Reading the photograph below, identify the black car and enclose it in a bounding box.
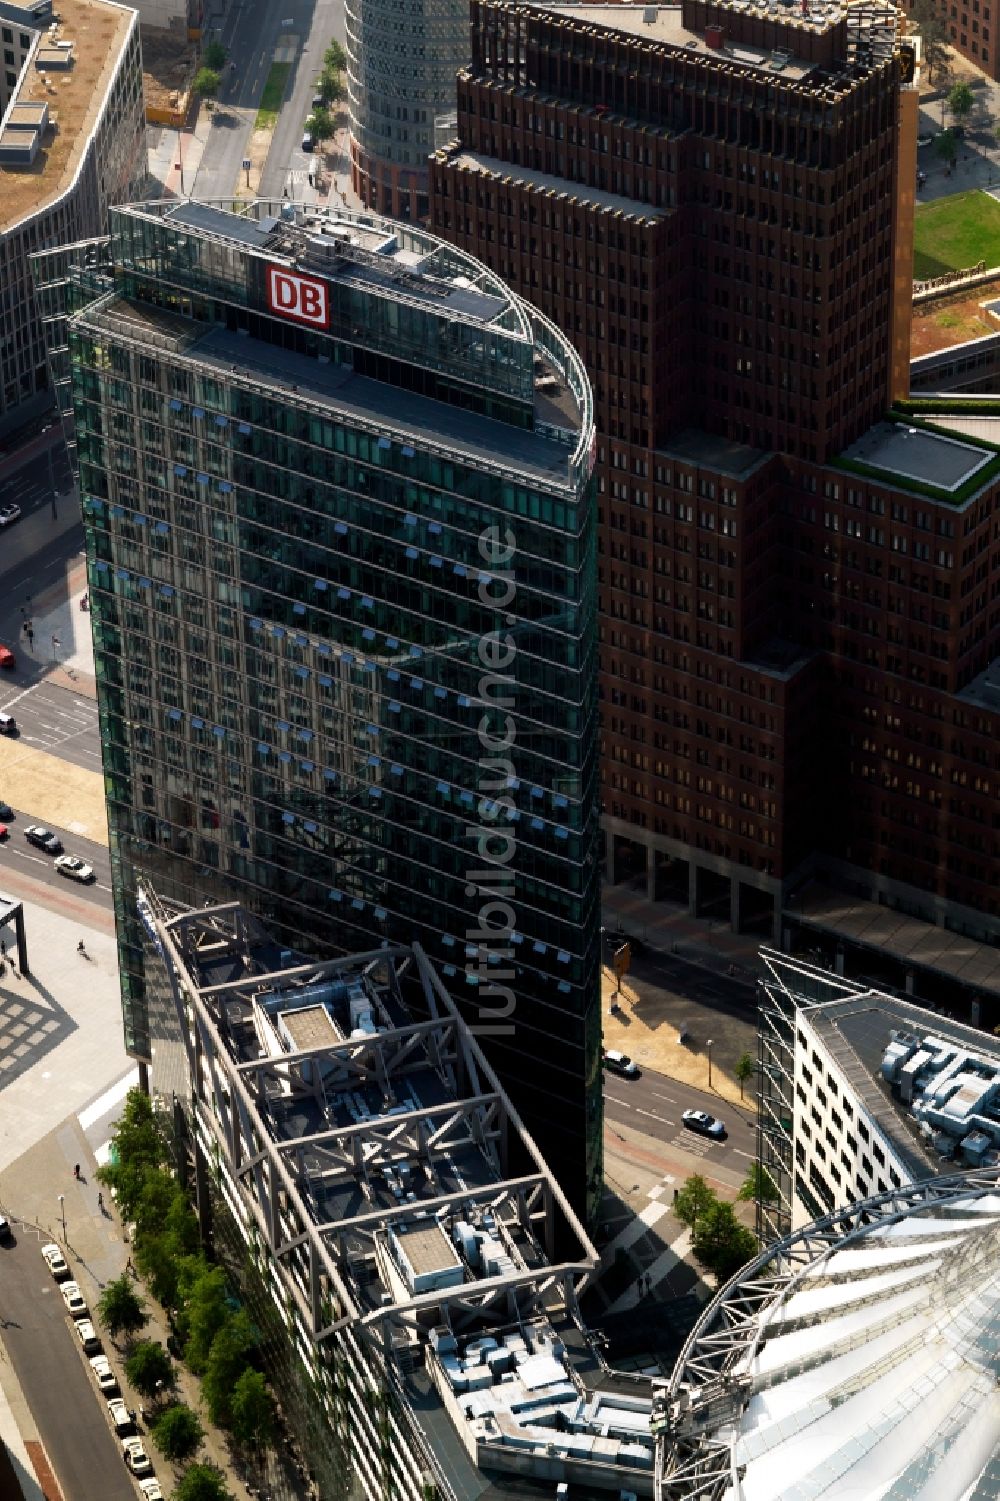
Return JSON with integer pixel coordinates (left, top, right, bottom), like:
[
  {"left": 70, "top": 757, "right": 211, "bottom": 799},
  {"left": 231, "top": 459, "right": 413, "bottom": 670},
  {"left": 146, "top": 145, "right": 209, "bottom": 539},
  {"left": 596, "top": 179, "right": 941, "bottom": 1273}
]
[{"left": 24, "top": 824, "right": 62, "bottom": 854}]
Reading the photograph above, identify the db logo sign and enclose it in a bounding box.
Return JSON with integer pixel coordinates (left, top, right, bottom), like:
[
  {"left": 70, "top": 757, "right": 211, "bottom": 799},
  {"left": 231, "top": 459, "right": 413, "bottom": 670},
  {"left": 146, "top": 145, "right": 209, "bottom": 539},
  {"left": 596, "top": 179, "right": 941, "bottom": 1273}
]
[{"left": 266, "top": 266, "right": 329, "bottom": 328}]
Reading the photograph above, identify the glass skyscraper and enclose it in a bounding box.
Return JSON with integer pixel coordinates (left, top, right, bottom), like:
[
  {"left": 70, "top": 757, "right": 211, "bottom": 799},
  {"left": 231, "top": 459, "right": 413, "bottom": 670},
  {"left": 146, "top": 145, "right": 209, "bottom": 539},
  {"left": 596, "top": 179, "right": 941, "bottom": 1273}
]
[{"left": 67, "top": 201, "right": 602, "bottom": 1219}]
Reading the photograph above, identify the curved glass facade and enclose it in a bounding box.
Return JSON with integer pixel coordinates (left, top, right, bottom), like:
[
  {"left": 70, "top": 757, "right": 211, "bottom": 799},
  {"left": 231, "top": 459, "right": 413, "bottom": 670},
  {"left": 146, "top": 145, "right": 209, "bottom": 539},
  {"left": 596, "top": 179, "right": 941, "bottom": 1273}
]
[{"left": 68, "top": 203, "right": 603, "bottom": 1223}]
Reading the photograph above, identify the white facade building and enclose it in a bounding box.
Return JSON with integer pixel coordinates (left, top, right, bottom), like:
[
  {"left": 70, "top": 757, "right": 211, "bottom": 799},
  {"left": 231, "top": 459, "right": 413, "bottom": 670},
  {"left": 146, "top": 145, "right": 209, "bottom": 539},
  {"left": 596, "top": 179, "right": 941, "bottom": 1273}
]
[{"left": 757, "top": 949, "right": 1000, "bottom": 1238}]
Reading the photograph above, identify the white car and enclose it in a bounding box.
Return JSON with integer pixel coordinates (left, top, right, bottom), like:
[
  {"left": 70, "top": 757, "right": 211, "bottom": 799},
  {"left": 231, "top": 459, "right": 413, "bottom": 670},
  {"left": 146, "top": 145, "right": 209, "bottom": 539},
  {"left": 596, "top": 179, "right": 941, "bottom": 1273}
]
[
  {"left": 41, "top": 1242, "right": 69, "bottom": 1279},
  {"left": 138, "top": 1481, "right": 164, "bottom": 1501},
  {"left": 108, "top": 1397, "right": 133, "bottom": 1433},
  {"left": 89, "top": 1354, "right": 117, "bottom": 1393},
  {"left": 122, "top": 1437, "right": 152, "bottom": 1476},
  {"left": 682, "top": 1108, "right": 726, "bottom": 1139},
  {"left": 54, "top": 855, "right": 95, "bottom": 884},
  {"left": 0, "top": 503, "right": 21, "bottom": 527},
  {"left": 74, "top": 1317, "right": 100, "bottom": 1353},
  {"left": 602, "top": 1048, "right": 640, "bottom": 1079},
  {"left": 60, "top": 1280, "right": 87, "bottom": 1316}
]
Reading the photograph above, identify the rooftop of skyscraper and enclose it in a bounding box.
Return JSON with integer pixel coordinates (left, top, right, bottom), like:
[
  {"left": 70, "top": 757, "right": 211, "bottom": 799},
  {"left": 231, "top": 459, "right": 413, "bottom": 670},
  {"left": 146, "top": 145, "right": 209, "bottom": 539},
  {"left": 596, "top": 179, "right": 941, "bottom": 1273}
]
[
  {"left": 82, "top": 199, "right": 595, "bottom": 492},
  {"left": 152, "top": 898, "right": 654, "bottom": 1500},
  {"left": 0, "top": 0, "right": 133, "bottom": 232}
]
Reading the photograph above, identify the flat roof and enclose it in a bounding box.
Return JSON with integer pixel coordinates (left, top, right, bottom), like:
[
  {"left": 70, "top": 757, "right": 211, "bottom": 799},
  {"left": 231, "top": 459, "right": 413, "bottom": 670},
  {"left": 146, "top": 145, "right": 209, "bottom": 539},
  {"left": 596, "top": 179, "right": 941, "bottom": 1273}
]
[
  {"left": 280, "top": 1004, "right": 340, "bottom": 1051},
  {"left": 657, "top": 426, "right": 771, "bottom": 479},
  {"left": 544, "top": 4, "right": 820, "bottom": 80},
  {"left": 449, "top": 149, "right": 664, "bottom": 221},
  {"left": 0, "top": 0, "right": 132, "bottom": 234},
  {"left": 843, "top": 421, "right": 994, "bottom": 493},
  {"left": 395, "top": 1222, "right": 462, "bottom": 1275}
]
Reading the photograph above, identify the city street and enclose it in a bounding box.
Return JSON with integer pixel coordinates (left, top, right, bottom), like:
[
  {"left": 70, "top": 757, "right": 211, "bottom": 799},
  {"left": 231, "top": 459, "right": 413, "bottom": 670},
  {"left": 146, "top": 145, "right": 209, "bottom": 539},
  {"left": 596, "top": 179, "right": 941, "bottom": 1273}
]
[
  {"left": 0, "top": 809, "right": 111, "bottom": 905},
  {"left": 0, "top": 1228, "right": 136, "bottom": 1501},
  {"left": 603, "top": 1066, "right": 756, "bottom": 1180},
  {"left": 0, "top": 683, "right": 100, "bottom": 774}
]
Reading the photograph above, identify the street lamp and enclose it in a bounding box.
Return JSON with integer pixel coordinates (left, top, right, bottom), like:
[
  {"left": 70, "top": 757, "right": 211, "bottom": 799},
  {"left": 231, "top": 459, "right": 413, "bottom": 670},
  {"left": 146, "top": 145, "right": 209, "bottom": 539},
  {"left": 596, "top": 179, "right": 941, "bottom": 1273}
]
[
  {"left": 706, "top": 1038, "right": 714, "bottom": 1089},
  {"left": 57, "top": 1193, "right": 65, "bottom": 1239}
]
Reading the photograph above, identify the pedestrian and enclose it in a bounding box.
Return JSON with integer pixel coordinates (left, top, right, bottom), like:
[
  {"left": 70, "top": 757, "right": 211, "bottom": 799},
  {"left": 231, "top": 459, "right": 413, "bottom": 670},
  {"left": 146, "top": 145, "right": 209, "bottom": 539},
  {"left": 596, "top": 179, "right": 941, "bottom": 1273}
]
[
  {"left": 73, "top": 1163, "right": 81, "bottom": 1180},
  {"left": 138, "top": 1404, "right": 145, "bottom": 1426},
  {"left": 77, "top": 940, "right": 86, "bottom": 955},
  {"left": 97, "top": 1190, "right": 104, "bottom": 1211},
  {"left": 0, "top": 940, "right": 6, "bottom": 959}
]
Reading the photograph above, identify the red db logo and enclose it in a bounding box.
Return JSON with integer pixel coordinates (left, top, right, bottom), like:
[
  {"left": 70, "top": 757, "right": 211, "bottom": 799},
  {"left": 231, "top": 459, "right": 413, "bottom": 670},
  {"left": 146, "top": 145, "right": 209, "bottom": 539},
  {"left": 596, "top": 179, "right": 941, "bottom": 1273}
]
[{"left": 266, "top": 266, "right": 329, "bottom": 328}]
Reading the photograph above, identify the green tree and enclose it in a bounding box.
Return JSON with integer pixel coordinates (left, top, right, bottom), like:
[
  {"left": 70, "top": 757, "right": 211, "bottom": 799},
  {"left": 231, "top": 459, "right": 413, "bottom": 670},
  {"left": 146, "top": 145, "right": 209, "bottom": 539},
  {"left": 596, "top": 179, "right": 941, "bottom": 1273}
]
[
  {"left": 948, "top": 80, "right": 976, "bottom": 127},
  {"left": 910, "top": 0, "right": 948, "bottom": 83},
  {"left": 183, "top": 1264, "right": 230, "bottom": 1375},
  {"left": 738, "top": 1161, "right": 778, "bottom": 1205},
  {"left": 171, "top": 1461, "right": 230, "bottom": 1501},
  {"left": 97, "top": 1090, "right": 164, "bottom": 1219},
  {"left": 691, "top": 1201, "right": 759, "bottom": 1282},
  {"left": 673, "top": 1174, "right": 717, "bottom": 1231},
  {"left": 935, "top": 130, "right": 958, "bottom": 169},
  {"left": 230, "top": 1368, "right": 275, "bottom": 1456},
  {"left": 203, "top": 40, "right": 227, "bottom": 70},
  {"left": 135, "top": 1232, "right": 182, "bottom": 1308},
  {"left": 97, "top": 1274, "right": 147, "bottom": 1344},
  {"left": 734, "top": 1051, "right": 755, "bottom": 1101},
  {"left": 151, "top": 1401, "right": 204, "bottom": 1462},
  {"left": 324, "top": 39, "right": 347, "bottom": 74},
  {"left": 124, "top": 1340, "right": 175, "bottom": 1402},
  {"left": 193, "top": 67, "right": 222, "bottom": 105},
  {"left": 203, "top": 1310, "right": 259, "bottom": 1428},
  {"left": 307, "top": 105, "right": 334, "bottom": 143}
]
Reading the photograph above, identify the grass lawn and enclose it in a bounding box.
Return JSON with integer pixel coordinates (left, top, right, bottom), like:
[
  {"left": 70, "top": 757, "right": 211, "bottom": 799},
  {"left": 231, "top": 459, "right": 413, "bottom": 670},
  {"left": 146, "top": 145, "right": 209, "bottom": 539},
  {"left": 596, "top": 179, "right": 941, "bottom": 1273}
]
[
  {"left": 913, "top": 190, "right": 1000, "bottom": 278},
  {"left": 254, "top": 61, "right": 291, "bottom": 130}
]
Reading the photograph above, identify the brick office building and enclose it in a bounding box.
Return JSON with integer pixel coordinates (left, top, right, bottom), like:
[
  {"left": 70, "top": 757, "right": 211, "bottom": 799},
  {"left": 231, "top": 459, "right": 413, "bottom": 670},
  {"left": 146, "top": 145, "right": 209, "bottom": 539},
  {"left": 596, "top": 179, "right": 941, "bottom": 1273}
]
[{"left": 427, "top": 3, "right": 1000, "bottom": 972}]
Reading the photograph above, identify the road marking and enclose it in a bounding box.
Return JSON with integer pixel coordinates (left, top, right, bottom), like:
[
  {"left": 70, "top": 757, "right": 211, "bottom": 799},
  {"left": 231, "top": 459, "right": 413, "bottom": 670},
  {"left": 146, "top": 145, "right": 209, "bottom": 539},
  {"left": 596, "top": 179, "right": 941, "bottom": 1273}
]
[
  {"left": 730, "top": 1148, "right": 755, "bottom": 1160},
  {"left": 635, "top": 1107, "right": 674, "bottom": 1127},
  {"left": 605, "top": 1092, "right": 633, "bottom": 1109}
]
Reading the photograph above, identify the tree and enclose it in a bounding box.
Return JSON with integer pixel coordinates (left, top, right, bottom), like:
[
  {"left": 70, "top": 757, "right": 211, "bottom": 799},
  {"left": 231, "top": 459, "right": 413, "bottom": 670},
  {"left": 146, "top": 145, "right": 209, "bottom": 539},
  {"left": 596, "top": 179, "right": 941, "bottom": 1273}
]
[
  {"left": 124, "top": 1340, "right": 175, "bottom": 1402},
  {"left": 98, "top": 1274, "right": 147, "bottom": 1344},
  {"left": 135, "top": 1231, "right": 182, "bottom": 1308},
  {"left": 229, "top": 1368, "right": 275, "bottom": 1456},
  {"left": 910, "top": 0, "right": 948, "bottom": 84},
  {"left": 948, "top": 80, "right": 976, "bottom": 128},
  {"left": 183, "top": 1264, "right": 230, "bottom": 1375},
  {"left": 307, "top": 105, "right": 334, "bottom": 143},
  {"left": 734, "top": 1051, "right": 755, "bottom": 1100},
  {"left": 98, "top": 1089, "right": 164, "bottom": 1219},
  {"left": 171, "top": 1462, "right": 230, "bottom": 1501},
  {"left": 673, "top": 1175, "right": 717, "bottom": 1231},
  {"left": 738, "top": 1162, "right": 778, "bottom": 1205},
  {"left": 324, "top": 39, "right": 347, "bottom": 74},
  {"left": 151, "top": 1401, "right": 204, "bottom": 1462},
  {"left": 691, "top": 1201, "right": 759, "bottom": 1282},
  {"left": 203, "top": 1310, "right": 259, "bottom": 1428},
  {"left": 936, "top": 130, "right": 958, "bottom": 169},
  {"left": 203, "top": 40, "right": 227, "bottom": 71},
  {"left": 193, "top": 67, "right": 222, "bottom": 106}
]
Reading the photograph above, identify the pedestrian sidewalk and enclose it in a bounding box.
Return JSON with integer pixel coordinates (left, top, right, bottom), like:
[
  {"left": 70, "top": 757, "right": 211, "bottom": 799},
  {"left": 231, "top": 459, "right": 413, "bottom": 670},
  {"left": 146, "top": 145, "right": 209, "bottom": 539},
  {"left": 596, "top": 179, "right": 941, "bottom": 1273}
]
[
  {"left": 602, "top": 879, "right": 767, "bottom": 977},
  {"left": 149, "top": 105, "right": 214, "bottom": 199}
]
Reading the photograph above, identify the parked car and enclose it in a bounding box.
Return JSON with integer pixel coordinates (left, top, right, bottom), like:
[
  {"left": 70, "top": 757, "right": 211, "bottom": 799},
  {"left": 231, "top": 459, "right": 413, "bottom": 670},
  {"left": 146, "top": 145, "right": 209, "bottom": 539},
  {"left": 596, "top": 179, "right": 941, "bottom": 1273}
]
[
  {"left": 311, "top": 91, "right": 324, "bottom": 109},
  {"left": 602, "top": 1048, "right": 640, "bottom": 1079},
  {"left": 0, "top": 503, "right": 21, "bottom": 527},
  {"left": 41, "top": 1242, "right": 69, "bottom": 1279},
  {"left": 0, "top": 825, "right": 7, "bottom": 841},
  {"left": 682, "top": 1108, "right": 726, "bottom": 1139},
  {"left": 54, "top": 855, "right": 95, "bottom": 884},
  {"left": 0, "top": 645, "right": 14, "bottom": 670},
  {"left": 74, "top": 1318, "right": 101, "bottom": 1353},
  {"left": 24, "top": 825, "right": 62, "bottom": 853},
  {"left": 60, "top": 1280, "right": 87, "bottom": 1316},
  {"left": 301, "top": 131, "right": 315, "bottom": 152},
  {"left": 138, "top": 1482, "right": 164, "bottom": 1501},
  {"left": 0, "top": 1215, "right": 11, "bottom": 1242},
  {"left": 109, "top": 1397, "right": 133, "bottom": 1434},
  {"left": 0, "top": 800, "right": 12, "bottom": 819},
  {"left": 122, "top": 1437, "right": 153, "bottom": 1477},
  {"left": 89, "top": 1354, "right": 118, "bottom": 1393},
  {"left": 0, "top": 713, "right": 16, "bottom": 737}
]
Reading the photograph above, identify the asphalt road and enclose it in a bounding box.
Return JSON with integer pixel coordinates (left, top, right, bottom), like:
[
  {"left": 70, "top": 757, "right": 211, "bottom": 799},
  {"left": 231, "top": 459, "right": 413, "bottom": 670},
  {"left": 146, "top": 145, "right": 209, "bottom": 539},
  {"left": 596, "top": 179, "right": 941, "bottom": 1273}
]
[
  {"left": 603, "top": 1064, "right": 757, "bottom": 1179},
  {"left": 0, "top": 809, "right": 112, "bottom": 906},
  {"left": 0, "top": 681, "right": 101, "bottom": 775},
  {"left": 259, "top": 0, "right": 343, "bottom": 199},
  {"left": 0, "top": 1226, "right": 136, "bottom": 1501}
]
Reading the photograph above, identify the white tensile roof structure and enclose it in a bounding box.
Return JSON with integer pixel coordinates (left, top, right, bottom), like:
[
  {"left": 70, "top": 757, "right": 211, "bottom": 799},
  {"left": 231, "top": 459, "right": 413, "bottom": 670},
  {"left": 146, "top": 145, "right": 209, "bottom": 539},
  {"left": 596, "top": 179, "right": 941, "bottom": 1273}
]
[{"left": 654, "top": 1170, "right": 1000, "bottom": 1501}]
